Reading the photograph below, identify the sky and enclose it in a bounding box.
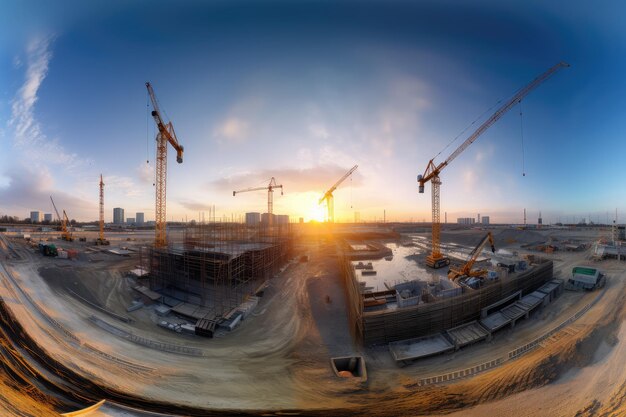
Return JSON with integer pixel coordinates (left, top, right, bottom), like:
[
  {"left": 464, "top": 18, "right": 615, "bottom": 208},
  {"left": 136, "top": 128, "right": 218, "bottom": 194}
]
[{"left": 0, "top": 0, "right": 625, "bottom": 224}]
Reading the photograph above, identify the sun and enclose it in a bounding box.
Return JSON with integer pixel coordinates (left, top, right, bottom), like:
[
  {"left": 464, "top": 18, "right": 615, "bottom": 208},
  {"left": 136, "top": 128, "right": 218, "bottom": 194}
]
[{"left": 308, "top": 205, "right": 326, "bottom": 223}]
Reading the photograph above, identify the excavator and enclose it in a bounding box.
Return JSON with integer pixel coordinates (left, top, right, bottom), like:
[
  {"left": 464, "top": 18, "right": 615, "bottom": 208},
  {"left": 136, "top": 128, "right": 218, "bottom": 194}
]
[{"left": 448, "top": 232, "right": 495, "bottom": 281}]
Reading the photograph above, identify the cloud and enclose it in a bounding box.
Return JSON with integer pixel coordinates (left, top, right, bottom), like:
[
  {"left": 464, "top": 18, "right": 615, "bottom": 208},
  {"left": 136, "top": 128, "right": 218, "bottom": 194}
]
[
  {"left": 7, "top": 35, "right": 90, "bottom": 171},
  {"left": 209, "top": 163, "right": 362, "bottom": 194},
  {"left": 213, "top": 117, "right": 249, "bottom": 142},
  {"left": 105, "top": 175, "right": 142, "bottom": 198},
  {"left": 0, "top": 168, "right": 93, "bottom": 217},
  {"left": 178, "top": 200, "right": 215, "bottom": 211},
  {"left": 137, "top": 162, "right": 154, "bottom": 184}
]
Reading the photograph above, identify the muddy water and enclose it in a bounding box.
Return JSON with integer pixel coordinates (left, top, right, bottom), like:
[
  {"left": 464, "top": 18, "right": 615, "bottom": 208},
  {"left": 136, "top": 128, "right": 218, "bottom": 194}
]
[{"left": 352, "top": 241, "right": 447, "bottom": 290}]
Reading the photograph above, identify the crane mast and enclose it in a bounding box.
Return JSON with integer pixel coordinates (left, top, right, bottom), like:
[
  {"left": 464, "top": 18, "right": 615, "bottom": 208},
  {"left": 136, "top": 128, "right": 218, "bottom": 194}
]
[
  {"left": 233, "top": 177, "right": 283, "bottom": 227},
  {"left": 418, "top": 62, "right": 569, "bottom": 268},
  {"left": 319, "top": 165, "right": 358, "bottom": 223},
  {"left": 96, "top": 174, "right": 109, "bottom": 245},
  {"left": 146, "top": 82, "right": 184, "bottom": 248}
]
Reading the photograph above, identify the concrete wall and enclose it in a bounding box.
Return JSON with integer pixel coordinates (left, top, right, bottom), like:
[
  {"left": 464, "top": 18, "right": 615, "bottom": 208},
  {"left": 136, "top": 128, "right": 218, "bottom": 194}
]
[{"left": 358, "top": 260, "right": 553, "bottom": 346}]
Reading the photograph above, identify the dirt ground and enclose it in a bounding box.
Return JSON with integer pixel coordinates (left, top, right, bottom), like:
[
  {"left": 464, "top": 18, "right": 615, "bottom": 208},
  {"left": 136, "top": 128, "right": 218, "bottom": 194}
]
[{"left": 0, "top": 227, "right": 624, "bottom": 416}]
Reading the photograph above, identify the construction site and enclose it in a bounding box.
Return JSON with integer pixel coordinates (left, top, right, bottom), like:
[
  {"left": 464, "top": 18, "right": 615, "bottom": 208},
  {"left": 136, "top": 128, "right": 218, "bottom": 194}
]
[{"left": 0, "top": 30, "right": 625, "bottom": 417}]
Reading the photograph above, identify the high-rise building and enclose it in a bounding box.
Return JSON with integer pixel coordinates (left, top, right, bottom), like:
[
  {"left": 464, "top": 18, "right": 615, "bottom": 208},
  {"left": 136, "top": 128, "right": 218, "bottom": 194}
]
[
  {"left": 245, "top": 212, "right": 261, "bottom": 226},
  {"left": 275, "top": 214, "right": 289, "bottom": 225},
  {"left": 136, "top": 212, "right": 145, "bottom": 225},
  {"left": 481, "top": 216, "right": 490, "bottom": 225},
  {"left": 43, "top": 213, "right": 53, "bottom": 222},
  {"left": 30, "top": 211, "right": 41, "bottom": 223},
  {"left": 261, "top": 213, "right": 275, "bottom": 225},
  {"left": 113, "top": 208, "right": 124, "bottom": 224},
  {"left": 457, "top": 217, "right": 475, "bottom": 225}
]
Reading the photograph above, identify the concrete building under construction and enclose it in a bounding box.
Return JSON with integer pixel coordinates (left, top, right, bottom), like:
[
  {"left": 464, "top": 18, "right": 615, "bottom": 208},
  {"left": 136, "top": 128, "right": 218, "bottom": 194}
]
[{"left": 143, "top": 222, "right": 292, "bottom": 321}]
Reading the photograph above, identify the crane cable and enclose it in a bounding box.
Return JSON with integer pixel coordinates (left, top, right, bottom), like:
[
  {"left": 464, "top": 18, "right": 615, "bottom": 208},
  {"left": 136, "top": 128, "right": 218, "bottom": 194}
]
[
  {"left": 519, "top": 99, "right": 526, "bottom": 177},
  {"left": 435, "top": 97, "right": 503, "bottom": 161},
  {"left": 146, "top": 89, "right": 150, "bottom": 164},
  {"left": 350, "top": 175, "right": 353, "bottom": 209}
]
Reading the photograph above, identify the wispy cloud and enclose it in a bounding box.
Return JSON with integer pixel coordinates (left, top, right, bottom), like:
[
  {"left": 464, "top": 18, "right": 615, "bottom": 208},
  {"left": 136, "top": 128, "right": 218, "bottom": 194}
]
[
  {"left": 8, "top": 35, "right": 90, "bottom": 170},
  {"left": 209, "top": 163, "right": 362, "bottom": 194}
]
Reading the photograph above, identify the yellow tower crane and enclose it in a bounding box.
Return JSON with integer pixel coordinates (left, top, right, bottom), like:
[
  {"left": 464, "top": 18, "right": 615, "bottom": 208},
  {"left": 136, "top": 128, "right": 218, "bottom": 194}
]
[
  {"left": 233, "top": 177, "right": 283, "bottom": 227},
  {"left": 319, "top": 165, "right": 358, "bottom": 223},
  {"left": 418, "top": 62, "right": 569, "bottom": 268},
  {"left": 146, "top": 82, "right": 184, "bottom": 248}
]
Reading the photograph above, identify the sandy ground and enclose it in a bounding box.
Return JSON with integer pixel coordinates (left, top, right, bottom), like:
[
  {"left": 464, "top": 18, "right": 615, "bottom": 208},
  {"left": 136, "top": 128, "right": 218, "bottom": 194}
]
[{"left": 0, "top": 227, "right": 623, "bottom": 416}]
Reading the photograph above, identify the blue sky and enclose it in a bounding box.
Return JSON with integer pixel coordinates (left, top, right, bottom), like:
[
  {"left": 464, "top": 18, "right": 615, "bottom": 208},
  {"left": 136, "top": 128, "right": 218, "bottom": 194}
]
[{"left": 0, "top": 1, "right": 624, "bottom": 223}]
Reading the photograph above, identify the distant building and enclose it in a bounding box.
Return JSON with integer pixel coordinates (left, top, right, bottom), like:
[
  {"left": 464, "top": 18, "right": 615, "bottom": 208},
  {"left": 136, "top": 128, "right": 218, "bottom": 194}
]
[
  {"left": 261, "top": 213, "right": 275, "bottom": 225},
  {"left": 457, "top": 217, "right": 475, "bottom": 225},
  {"left": 482, "top": 216, "right": 490, "bottom": 225},
  {"left": 43, "top": 213, "right": 53, "bottom": 222},
  {"left": 136, "top": 212, "right": 145, "bottom": 225},
  {"left": 275, "top": 214, "right": 289, "bottom": 225},
  {"left": 113, "top": 208, "right": 124, "bottom": 224},
  {"left": 299, "top": 217, "right": 304, "bottom": 224},
  {"left": 30, "top": 211, "right": 41, "bottom": 223},
  {"left": 619, "top": 226, "right": 625, "bottom": 241},
  {"left": 245, "top": 212, "right": 261, "bottom": 226},
  {"left": 126, "top": 218, "right": 135, "bottom": 225}
]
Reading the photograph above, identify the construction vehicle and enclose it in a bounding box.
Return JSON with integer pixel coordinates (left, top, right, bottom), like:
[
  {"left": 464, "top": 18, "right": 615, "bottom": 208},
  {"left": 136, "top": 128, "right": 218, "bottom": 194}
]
[
  {"left": 50, "top": 196, "right": 73, "bottom": 242},
  {"left": 319, "top": 165, "right": 358, "bottom": 223},
  {"left": 418, "top": 62, "right": 569, "bottom": 269},
  {"left": 233, "top": 177, "right": 283, "bottom": 227},
  {"left": 146, "top": 82, "right": 184, "bottom": 248},
  {"left": 95, "top": 174, "right": 110, "bottom": 245},
  {"left": 448, "top": 232, "right": 495, "bottom": 281}
]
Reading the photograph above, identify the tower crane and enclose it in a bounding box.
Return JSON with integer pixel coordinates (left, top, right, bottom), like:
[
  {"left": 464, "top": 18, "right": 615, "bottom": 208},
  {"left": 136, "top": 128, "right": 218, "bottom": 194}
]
[
  {"left": 418, "top": 62, "right": 569, "bottom": 269},
  {"left": 448, "top": 232, "right": 495, "bottom": 281},
  {"left": 146, "top": 82, "right": 184, "bottom": 248},
  {"left": 319, "top": 165, "right": 358, "bottom": 223},
  {"left": 96, "top": 174, "right": 109, "bottom": 245},
  {"left": 233, "top": 177, "right": 283, "bottom": 227},
  {"left": 50, "top": 196, "right": 73, "bottom": 241}
]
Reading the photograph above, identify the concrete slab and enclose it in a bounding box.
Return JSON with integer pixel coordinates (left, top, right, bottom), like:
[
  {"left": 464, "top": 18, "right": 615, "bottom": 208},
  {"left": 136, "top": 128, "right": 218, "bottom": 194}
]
[
  {"left": 519, "top": 294, "right": 543, "bottom": 310},
  {"left": 446, "top": 321, "right": 490, "bottom": 348},
  {"left": 501, "top": 302, "right": 528, "bottom": 321},
  {"left": 480, "top": 312, "right": 512, "bottom": 332},
  {"left": 389, "top": 334, "right": 455, "bottom": 363}
]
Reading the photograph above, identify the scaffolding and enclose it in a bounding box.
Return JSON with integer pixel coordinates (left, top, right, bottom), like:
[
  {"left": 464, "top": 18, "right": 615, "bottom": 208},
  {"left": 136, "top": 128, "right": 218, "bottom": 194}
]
[{"left": 143, "top": 220, "right": 292, "bottom": 321}]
